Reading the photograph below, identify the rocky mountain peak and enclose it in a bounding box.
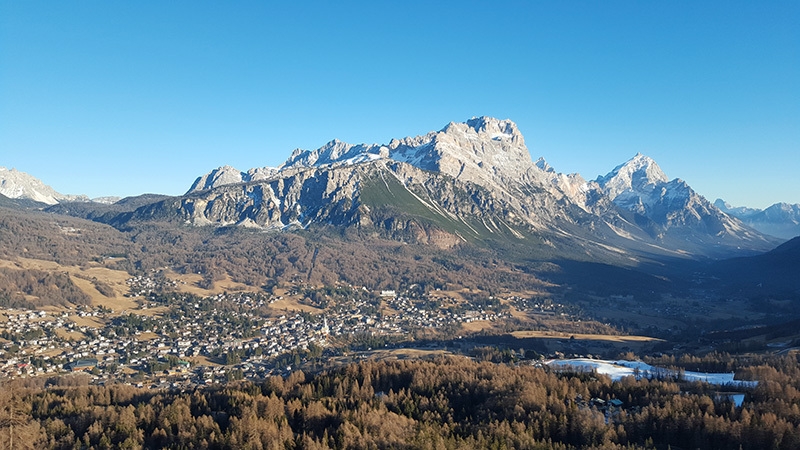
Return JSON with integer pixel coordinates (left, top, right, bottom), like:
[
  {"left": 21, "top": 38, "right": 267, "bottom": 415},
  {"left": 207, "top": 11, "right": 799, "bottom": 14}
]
[
  {"left": 464, "top": 116, "right": 522, "bottom": 139},
  {"left": 394, "top": 117, "right": 534, "bottom": 191},
  {"left": 534, "top": 157, "right": 555, "bottom": 173},
  {"left": 438, "top": 116, "right": 524, "bottom": 146},
  {"left": 187, "top": 165, "right": 279, "bottom": 194},
  {"left": 215, "top": 117, "right": 538, "bottom": 195},
  {"left": 595, "top": 153, "right": 669, "bottom": 200},
  {"left": 187, "top": 166, "right": 245, "bottom": 193}
]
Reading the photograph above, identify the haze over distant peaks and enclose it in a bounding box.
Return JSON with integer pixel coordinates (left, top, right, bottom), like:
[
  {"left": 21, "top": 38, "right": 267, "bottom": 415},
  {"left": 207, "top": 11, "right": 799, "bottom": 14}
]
[{"left": 716, "top": 199, "right": 800, "bottom": 240}]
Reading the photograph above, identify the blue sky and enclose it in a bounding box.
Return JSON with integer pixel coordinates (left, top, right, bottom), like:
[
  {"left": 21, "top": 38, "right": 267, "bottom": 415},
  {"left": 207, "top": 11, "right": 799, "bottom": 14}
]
[{"left": 1, "top": 1, "right": 798, "bottom": 208}]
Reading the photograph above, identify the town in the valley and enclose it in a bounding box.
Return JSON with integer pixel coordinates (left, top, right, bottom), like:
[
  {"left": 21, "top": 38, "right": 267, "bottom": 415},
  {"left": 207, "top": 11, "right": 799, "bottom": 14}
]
[{"left": 0, "top": 272, "right": 574, "bottom": 388}]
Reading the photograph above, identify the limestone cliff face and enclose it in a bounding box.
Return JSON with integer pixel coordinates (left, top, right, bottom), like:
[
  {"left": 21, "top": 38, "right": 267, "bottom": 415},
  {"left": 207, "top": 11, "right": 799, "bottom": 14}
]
[
  {"left": 388, "top": 117, "right": 538, "bottom": 192},
  {"left": 179, "top": 166, "right": 365, "bottom": 229},
  {"left": 159, "top": 160, "right": 541, "bottom": 233}
]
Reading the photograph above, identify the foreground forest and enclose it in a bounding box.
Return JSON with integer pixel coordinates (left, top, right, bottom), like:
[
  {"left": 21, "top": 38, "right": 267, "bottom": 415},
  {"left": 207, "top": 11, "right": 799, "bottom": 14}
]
[{"left": 2, "top": 354, "right": 799, "bottom": 449}]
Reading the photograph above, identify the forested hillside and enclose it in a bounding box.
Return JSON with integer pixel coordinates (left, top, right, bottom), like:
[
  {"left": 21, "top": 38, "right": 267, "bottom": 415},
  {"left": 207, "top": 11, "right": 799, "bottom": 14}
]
[
  {"left": 2, "top": 355, "right": 799, "bottom": 449},
  {"left": 0, "top": 207, "right": 551, "bottom": 307}
]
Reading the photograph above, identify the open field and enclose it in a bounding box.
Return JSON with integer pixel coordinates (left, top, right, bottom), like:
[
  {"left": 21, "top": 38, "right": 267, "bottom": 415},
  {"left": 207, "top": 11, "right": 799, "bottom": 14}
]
[
  {"left": 55, "top": 328, "right": 86, "bottom": 341},
  {"left": 0, "top": 258, "right": 268, "bottom": 315},
  {"left": 366, "top": 348, "right": 451, "bottom": 359},
  {"left": 461, "top": 320, "right": 495, "bottom": 332},
  {"left": 268, "top": 297, "right": 324, "bottom": 314},
  {"left": 68, "top": 275, "right": 137, "bottom": 310},
  {"left": 70, "top": 315, "right": 106, "bottom": 328},
  {"left": 268, "top": 289, "right": 325, "bottom": 313},
  {"left": 164, "top": 270, "right": 261, "bottom": 297},
  {"left": 511, "top": 330, "right": 663, "bottom": 343},
  {"left": 135, "top": 332, "right": 159, "bottom": 341},
  {"left": 344, "top": 348, "right": 452, "bottom": 363},
  {"left": 428, "top": 289, "right": 470, "bottom": 301},
  {"left": 185, "top": 355, "right": 221, "bottom": 367}
]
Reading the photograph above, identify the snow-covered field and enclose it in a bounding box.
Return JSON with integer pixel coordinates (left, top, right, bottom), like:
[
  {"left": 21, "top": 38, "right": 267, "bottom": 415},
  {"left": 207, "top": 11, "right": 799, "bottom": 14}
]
[{"left": 546, "top": 358, "right": 758, "bottom": 388}]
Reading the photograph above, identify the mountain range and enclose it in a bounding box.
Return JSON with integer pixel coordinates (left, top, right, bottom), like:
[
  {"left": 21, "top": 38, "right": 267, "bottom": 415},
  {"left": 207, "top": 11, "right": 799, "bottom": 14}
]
[
  {"left": 170, "top": 116, "right": 779, "bottom": 259},
  {"left": 2, "top": 117, "right": 794, "bottom": 262},
  {"left": 714, "top": 199, "right": 800, "bottom": 240}
]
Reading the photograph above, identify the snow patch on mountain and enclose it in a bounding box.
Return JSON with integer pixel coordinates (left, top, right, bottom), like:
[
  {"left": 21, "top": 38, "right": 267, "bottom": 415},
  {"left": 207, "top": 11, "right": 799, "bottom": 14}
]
[{"left": 91, "top": 196, "right": 122, "bottom": 205}]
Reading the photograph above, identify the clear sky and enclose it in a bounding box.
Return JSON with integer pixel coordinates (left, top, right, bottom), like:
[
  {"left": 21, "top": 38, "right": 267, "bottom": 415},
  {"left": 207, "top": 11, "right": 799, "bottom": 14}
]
[{"left": 1, "top": 1, "right": 798, "bottom": 208}]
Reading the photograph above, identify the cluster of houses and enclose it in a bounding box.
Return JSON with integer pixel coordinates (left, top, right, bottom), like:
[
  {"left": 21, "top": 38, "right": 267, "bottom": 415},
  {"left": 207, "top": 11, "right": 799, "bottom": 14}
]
[
  {"left": 0, "top": 308, "right": 111, "bottom": 378},
  {"left": 126, "top": 274, "right": 178, "bottom": 297},
  {"left": 508, "top": 296, "right": 572, "bottom": 316},
  {"left": 0, "top": 278, "right": 513, "bottom": 385}
]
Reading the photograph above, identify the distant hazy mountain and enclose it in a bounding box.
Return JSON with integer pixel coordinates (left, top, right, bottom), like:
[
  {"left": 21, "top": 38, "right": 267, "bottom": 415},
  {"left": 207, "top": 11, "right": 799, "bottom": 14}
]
[
  {"left": 0, "top": 167, "right": 90, "bottom": 205},
  {"left": 714, "top": 199, "right": 800, "bottom": 240},
  {"left": 44, "top": 193, "right": 173, "bottom": 223},
  {"left": 171, "top": 117, "right": 775, "bottom": 259},
  {"left": 0, "top": 166, "right": 117, "bottom": 206}
]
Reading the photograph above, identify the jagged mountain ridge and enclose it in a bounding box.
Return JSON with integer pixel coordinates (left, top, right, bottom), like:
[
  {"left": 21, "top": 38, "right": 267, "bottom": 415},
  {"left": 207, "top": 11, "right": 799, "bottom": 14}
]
[
  {"left": 165, "top": 117, "right": 776, "bottom": 259},
  {"left": 715, "top": 199, "right": 800, "bottom": 240},
  {"left": 180, "top": 117, "right": 594, "bottom": 235},
  {"left": 189, "top": 118, "right": 552, "bottom": 198},
  {"left": 187, "top": 165, "right": 279, "bottom": 193}
]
